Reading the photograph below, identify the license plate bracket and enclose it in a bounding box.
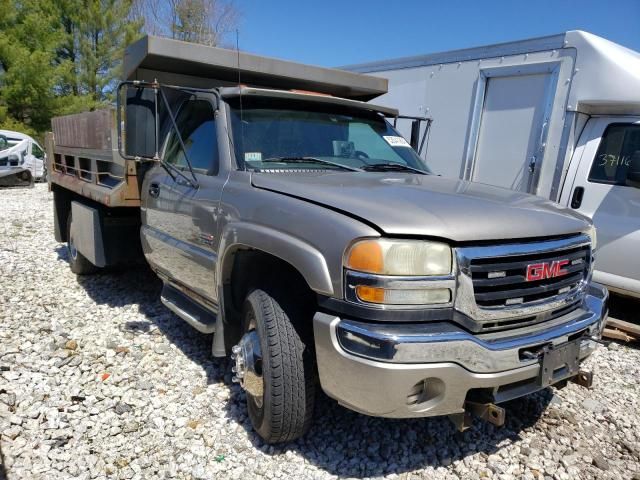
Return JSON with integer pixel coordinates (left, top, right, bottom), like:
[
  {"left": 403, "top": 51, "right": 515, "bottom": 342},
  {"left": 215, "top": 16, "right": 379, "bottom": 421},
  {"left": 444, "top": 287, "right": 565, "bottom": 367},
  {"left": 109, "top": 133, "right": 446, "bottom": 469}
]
[{"left": 539, "top": 340, "right": 581, "bottom": 387}]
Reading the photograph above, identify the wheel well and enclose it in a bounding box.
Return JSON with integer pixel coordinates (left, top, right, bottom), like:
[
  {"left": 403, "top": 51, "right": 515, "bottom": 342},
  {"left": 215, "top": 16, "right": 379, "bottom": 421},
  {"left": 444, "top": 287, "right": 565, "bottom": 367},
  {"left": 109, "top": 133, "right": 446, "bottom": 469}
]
[
  {"left": 222, "top": 248, "right": 317, "bottom": 352},
  {"left": 52, "top": 185, "right": 73, "bottom": 242}
]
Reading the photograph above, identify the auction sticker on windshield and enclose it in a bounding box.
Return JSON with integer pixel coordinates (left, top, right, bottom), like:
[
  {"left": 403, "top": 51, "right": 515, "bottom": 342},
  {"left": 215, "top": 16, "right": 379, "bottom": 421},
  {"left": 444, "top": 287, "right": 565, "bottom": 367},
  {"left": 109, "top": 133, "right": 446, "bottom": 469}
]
[
  {"left": 245, "top": 152, "right": 262, "bottom": 162},
  {"left": 383, "top": 136, "right": 411, "bottom": 148}
]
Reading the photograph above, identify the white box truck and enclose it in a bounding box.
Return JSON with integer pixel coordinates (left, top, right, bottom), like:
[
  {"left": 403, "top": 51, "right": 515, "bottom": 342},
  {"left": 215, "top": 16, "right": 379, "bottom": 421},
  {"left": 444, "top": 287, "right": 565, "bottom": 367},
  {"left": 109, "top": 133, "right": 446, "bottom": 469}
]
[{"left": 344, "top": 31, "right": 640, "bottom": 299}]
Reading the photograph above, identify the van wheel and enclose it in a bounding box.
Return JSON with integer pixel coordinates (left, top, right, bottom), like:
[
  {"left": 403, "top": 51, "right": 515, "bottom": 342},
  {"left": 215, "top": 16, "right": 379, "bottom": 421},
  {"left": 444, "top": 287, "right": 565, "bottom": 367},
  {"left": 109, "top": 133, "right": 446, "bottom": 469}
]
[
  {"left": 66, "top": 213, "right": 98, "bottom": 275},
  {"left": 232, "top": 289, "right": 315, "bottom": 443}
]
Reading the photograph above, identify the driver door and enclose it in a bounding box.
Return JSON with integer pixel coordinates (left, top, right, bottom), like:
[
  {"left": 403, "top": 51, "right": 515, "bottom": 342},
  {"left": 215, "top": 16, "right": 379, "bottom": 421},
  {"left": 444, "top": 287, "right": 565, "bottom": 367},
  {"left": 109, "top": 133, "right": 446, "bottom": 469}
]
[{"left": 142, "top": 94, "right": 225, "bottom": 303}]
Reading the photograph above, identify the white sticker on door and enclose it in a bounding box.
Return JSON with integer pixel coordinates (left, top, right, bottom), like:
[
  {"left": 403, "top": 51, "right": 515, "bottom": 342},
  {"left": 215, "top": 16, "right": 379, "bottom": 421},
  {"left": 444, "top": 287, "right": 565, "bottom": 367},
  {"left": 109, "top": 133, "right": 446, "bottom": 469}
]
[{"left": 383, "top": 136, "right": 411, "bottom": 148}]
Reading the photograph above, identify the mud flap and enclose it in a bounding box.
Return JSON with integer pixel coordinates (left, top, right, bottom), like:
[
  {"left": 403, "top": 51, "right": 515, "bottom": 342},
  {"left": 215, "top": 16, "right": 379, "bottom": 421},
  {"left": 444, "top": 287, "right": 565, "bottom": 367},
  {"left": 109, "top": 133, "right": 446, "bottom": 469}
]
[{"left": 70, "top": 201, "right": 106, "bottom": 267}]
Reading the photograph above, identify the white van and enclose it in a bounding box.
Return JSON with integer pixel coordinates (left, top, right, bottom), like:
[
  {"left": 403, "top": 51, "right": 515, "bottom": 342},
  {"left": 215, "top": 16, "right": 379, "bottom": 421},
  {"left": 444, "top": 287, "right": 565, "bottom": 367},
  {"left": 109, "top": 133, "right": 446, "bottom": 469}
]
[
  {"left": 0, "top": 129, "right": 47, "bottom": 184},
  {"left": 344, "top": 31, "right": 640, "bottom": 299}
]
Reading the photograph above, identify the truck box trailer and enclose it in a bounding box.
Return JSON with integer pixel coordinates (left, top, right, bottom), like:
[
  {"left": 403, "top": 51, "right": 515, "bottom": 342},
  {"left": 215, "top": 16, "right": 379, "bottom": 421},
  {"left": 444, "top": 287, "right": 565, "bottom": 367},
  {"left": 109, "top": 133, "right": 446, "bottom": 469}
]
[
  {"left": 47, "top": 35, "right": 607, "bottom": 443},
  {"left": 344, "top": 30, "right": 640, "bottom": 298}
]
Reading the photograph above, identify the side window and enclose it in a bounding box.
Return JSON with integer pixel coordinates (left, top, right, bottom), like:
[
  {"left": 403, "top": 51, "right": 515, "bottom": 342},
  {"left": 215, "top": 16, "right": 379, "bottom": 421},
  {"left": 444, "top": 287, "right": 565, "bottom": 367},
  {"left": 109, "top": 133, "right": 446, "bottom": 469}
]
[
  {"left": 588, "top": 124, "right": 640, "bottom": 186},
  {"left": 164, "top": 99, "right": 218, "bottom": 174},
  {"left": 32, "top": 143, "right": 44, "bottom": 159}
]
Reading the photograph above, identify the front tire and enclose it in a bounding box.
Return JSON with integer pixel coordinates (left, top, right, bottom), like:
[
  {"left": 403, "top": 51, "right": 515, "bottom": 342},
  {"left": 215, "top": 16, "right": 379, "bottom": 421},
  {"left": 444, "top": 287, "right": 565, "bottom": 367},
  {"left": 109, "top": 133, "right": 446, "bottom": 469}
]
[
  {"left": 237, "top": 289, "right": 315, "bottom": 443},
  {"left": 66, "top": 213, "right": 98, "bottom": 275}
]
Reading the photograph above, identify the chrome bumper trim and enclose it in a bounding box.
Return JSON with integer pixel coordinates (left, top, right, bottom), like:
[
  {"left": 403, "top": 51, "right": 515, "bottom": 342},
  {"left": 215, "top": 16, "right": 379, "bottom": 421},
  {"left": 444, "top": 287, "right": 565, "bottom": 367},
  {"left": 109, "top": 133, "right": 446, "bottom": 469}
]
[{"left": 312, "top": 283, "right": 608, "bottom": 418}]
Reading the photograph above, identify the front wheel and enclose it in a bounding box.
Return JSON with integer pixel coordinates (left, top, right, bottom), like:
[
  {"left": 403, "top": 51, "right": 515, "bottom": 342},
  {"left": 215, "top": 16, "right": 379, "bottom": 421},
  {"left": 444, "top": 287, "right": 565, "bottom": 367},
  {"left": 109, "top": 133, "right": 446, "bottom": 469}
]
[{"left": 232, "top": 289, "right": 315, "bottom": 443}]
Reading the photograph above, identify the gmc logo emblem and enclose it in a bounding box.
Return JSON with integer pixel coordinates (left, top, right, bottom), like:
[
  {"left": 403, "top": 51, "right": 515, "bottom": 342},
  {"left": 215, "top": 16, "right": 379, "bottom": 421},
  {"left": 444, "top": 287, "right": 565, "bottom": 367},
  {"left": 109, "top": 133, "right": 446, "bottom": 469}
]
[{"left": 525, "top": 260, "right": 570, "bottom": 282}]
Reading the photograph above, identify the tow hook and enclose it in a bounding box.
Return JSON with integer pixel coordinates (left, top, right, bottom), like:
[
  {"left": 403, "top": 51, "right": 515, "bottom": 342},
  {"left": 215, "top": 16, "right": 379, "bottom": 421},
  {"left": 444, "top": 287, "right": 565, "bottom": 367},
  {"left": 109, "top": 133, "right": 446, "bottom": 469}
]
[
  {"left": 570, "top": 369, "right": 594, "bottom": 388},
  {"left": 449, "top": 402, "right": 506, "bottom": 432}
]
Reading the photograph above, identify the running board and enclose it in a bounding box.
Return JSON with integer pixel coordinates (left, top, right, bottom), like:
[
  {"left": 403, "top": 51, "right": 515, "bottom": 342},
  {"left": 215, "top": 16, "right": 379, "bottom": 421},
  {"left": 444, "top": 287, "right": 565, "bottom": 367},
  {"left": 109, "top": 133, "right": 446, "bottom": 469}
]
[{"left": 160, "top": 284, "right": 217, "bottom": 334}]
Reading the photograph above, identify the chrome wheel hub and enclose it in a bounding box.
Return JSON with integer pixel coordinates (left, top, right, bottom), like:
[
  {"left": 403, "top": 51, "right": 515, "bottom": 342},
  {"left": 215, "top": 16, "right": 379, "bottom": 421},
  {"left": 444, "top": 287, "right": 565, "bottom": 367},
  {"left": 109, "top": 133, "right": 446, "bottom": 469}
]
[{"left": 231, "top": 330, "right": 264, "bottom": 406}]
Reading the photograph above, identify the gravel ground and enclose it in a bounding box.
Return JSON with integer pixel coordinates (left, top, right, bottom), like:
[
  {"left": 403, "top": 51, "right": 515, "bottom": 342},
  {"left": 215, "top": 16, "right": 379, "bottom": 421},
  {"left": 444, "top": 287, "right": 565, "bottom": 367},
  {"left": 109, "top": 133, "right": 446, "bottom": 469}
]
[{"left": 1, "top": 183, "right": 640, "bottom": 480}]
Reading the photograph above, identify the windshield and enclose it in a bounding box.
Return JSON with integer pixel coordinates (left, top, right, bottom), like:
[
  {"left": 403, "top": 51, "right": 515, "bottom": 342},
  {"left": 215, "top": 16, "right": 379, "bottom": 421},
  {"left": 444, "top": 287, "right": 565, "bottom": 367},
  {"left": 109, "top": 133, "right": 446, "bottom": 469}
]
[{"left": 227, "top": 97, "right": 431, "bottom": 173}]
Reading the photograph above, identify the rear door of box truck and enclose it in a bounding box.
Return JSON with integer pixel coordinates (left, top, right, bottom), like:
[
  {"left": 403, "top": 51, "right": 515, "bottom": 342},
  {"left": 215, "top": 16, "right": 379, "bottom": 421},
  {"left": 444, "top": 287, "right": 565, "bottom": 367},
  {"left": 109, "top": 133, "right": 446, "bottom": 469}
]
[{"left": 470, "top": 66, "right": 559, "bottom": 192}]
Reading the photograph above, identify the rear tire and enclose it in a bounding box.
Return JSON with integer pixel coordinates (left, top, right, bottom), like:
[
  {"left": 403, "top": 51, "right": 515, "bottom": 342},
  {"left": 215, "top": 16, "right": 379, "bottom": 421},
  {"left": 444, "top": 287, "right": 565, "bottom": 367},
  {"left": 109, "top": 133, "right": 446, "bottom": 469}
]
[
  {"left": 240, "top": 288, "right": 315, "bottom": 443},
  {"left": 66, "top": 213, "right": 98, "bottom": 275}
]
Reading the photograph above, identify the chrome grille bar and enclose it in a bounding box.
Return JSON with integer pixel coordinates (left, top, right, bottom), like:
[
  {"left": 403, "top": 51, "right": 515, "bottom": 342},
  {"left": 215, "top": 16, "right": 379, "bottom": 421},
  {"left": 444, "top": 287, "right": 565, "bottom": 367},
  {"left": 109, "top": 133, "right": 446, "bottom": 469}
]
[{"left": 454, "top": 235, "right": 592, "bottom": 330}]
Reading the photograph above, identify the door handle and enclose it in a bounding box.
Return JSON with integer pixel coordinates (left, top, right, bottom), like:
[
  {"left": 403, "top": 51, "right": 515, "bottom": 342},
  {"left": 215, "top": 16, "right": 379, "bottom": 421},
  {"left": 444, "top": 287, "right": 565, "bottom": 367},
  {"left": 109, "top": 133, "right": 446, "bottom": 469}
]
[
  {"left": 148, "top": 182, "right": 160, "bottom": 198},
  {"left": 570, "top": 186, "right": 584, "bottom": 209}
]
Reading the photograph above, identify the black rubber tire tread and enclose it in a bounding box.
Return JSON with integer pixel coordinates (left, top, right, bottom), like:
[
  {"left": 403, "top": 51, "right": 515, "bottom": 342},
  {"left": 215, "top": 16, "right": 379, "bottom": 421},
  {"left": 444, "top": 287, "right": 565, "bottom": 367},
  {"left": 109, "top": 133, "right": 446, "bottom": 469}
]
[
  {"left": 66, "top": 213, "right": 98, "bottom": 275},
  {"left": 243, "top": 288, "right": 315, "bottom": 443}
]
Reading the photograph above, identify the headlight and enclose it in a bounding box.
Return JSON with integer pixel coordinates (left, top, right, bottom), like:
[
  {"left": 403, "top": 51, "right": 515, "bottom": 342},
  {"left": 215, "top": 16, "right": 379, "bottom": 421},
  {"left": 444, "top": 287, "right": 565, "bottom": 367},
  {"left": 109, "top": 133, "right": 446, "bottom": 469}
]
[
  {"left": 345, "top": 239, "right": 452, "bottom": 276},
  {"left": 344, "top": 239, "right": 454, "bottom": 306},
  {"left": 587, "top": 225, "right": 597, "bottom": 251}
]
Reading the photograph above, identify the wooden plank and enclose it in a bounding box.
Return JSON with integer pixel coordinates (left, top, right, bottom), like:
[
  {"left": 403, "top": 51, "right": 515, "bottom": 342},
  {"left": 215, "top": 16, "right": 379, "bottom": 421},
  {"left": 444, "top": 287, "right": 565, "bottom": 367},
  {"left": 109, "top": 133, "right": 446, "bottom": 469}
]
[
  {"left": 606, "top": 318, "right": 640, "bottom": 338},
  {"left": 602, "top": 328, "right": 634, "bottom": 342}
]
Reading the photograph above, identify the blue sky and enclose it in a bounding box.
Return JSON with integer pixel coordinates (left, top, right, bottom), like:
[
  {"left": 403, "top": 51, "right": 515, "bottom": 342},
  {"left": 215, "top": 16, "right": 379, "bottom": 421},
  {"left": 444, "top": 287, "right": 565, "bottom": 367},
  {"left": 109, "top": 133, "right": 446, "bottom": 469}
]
[{"left": 235, "top": 0, "right": 640, "bottom": 66}]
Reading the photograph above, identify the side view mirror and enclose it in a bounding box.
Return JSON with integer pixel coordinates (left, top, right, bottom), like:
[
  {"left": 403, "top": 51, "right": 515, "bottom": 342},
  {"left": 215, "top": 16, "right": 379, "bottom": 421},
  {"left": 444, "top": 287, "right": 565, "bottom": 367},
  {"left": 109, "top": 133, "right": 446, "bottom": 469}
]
[
  {"left": 626, "top": 151, "right": 640, "bottom": 186},
  {"left": 409, "top": 119, "right": 421, "bottom": 150},
  {"left": 117, "top": 81, "right": 159, "bottom": 161}
]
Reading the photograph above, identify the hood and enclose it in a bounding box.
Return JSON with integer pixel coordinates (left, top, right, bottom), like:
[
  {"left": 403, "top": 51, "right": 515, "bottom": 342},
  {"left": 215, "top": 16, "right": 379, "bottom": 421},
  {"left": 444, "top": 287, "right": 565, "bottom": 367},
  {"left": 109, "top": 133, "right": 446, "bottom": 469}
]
[{"left": 251, "top": 172, "right": 591, "bottom": 242}]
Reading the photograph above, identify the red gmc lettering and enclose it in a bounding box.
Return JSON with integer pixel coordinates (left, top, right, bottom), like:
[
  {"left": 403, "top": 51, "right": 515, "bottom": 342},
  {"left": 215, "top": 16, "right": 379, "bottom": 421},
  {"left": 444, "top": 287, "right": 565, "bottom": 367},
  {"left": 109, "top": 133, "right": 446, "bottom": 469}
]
[{"left": 525, "top": 259, "right": 570, "bottom": 281}]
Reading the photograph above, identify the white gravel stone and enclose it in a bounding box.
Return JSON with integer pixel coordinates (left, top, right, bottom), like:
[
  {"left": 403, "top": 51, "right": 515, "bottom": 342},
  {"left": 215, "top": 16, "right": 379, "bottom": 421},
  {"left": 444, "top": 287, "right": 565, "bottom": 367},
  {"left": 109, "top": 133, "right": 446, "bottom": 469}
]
[{"left": 1, "top": 184, "right": 639, "bottom": 480}]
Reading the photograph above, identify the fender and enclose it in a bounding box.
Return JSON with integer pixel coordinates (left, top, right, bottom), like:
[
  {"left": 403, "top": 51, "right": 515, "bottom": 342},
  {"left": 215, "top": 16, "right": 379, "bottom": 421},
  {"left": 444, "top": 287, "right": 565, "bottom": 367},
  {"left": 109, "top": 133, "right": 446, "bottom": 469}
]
[
  {"left": 211, "top": 221, "right": 334, "bottom": 357},
  {"left": 216, "top": 221, "right": 334, "bottom": 296}
]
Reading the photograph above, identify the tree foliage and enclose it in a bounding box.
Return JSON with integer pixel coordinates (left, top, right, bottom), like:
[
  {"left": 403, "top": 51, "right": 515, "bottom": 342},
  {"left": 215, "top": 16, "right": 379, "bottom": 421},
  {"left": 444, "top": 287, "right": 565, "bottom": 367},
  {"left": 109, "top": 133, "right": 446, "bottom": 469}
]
[
  {"left": 0, "top": 0, "right": 239, "bottom": 139},
  {"left": 0, "top": 0, "right": 143, "bottom": 138}
]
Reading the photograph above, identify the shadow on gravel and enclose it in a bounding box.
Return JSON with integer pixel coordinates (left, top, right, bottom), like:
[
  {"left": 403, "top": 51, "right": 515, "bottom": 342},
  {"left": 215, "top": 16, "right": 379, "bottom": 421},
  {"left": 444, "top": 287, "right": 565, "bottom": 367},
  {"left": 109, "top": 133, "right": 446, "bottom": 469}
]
[
  {"left": 252, "top": 391, "right": 552, "bottom": 477},
  {"left": 66, "top": 254, "right": 553, "bottom": 477},
  {"left": 0, "top": 439, "right": 8, "bottom": 480},
  {"left": 608, "top": 293, "right": 639, "bottom": 324}
]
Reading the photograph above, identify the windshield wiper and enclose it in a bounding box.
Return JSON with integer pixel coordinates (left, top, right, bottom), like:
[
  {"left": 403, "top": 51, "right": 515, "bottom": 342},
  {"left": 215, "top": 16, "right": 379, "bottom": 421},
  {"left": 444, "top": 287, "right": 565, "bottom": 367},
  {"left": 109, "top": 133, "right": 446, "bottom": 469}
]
[
  {"left": 261, "top": 156, "right": 362, "bottom": 172},
  {"left": 362, "top": 163, "right": 428, "bottom": 174}
]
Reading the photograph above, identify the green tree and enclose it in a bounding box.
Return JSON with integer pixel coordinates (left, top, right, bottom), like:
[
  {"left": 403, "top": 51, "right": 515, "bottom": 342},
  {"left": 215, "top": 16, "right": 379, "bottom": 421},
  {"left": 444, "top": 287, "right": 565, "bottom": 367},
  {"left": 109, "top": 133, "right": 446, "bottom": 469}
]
[
  {"left": 0, "top": 0, "right": 64, "bottom": 133},
  {"left": 0, "top": 0, "right": 142, "bottom": 137},
  {"left": 74, "top": 0, "right": 143, "bottom": 101}
]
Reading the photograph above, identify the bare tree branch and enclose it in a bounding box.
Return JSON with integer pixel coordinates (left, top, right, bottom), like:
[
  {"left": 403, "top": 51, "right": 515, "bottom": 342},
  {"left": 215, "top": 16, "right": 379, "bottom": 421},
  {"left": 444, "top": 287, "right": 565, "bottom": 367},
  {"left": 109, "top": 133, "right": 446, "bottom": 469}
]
[{"left": 133, "top": 0, "right": 239, "bottom": 46}]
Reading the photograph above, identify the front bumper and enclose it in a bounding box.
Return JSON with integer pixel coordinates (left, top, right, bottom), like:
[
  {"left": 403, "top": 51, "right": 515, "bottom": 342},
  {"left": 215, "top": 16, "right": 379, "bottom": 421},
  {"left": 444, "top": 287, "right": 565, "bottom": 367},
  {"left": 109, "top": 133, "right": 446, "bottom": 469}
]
[{"left": 313, "top": 284, "right": 608, "bottom": 418}]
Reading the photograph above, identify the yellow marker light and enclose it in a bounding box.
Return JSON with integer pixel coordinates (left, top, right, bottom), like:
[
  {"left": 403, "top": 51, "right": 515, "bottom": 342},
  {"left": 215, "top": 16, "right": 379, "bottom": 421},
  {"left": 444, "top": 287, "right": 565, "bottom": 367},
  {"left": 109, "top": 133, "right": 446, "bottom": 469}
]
[
  {"left": 346, "top": 240, "right": 384, "bottom": 274},
  {"left": 355, "top": 285, "right": 386, "bottom": 303}
]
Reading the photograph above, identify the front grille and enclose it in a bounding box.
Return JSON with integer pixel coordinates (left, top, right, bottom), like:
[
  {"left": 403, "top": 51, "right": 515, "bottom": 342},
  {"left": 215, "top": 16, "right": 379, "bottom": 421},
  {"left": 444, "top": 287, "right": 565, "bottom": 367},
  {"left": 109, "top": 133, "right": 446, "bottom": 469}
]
[
  {"left": 469, "top": 244, "right": 590, "bottom": 308},
  {"left": 0, "top": 158, "right": 6, "bottom": 166}
]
